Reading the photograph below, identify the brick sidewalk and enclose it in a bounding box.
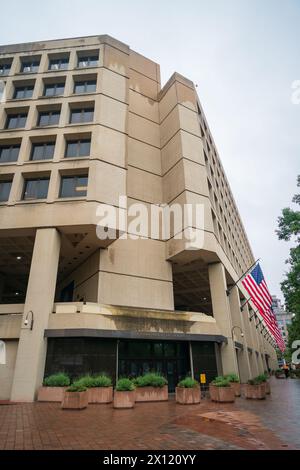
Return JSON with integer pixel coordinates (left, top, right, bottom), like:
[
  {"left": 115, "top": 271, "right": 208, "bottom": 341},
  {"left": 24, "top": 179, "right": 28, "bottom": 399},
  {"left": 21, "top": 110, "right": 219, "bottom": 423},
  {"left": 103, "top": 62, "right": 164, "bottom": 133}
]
[{"left": 0, "top": 377, "right": 299, "bottom": 450}]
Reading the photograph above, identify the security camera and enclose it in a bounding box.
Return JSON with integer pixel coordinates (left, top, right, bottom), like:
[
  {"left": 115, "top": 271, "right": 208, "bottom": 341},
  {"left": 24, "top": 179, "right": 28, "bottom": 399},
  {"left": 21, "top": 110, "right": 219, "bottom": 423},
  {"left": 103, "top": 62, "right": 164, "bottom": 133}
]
[
  {"left": 24, "top": 319, "right": 28, "bottom": 326},
  {"left": 241, "top": 333, "right": 244, "bottom": 338}
]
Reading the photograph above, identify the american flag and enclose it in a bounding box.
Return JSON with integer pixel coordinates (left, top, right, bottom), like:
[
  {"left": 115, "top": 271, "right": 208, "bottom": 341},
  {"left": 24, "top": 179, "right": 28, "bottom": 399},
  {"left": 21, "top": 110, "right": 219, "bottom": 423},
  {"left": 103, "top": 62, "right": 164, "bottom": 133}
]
[{"left": 242, "top": 263, "right": 285, "bottom": 351}]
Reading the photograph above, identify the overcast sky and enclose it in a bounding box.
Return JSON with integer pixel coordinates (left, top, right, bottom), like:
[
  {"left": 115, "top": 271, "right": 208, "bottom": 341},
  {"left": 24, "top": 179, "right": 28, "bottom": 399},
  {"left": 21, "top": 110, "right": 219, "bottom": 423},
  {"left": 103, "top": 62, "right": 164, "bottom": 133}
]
[{"left": 1, "top": 0, "right": 299, "bottom": 302}]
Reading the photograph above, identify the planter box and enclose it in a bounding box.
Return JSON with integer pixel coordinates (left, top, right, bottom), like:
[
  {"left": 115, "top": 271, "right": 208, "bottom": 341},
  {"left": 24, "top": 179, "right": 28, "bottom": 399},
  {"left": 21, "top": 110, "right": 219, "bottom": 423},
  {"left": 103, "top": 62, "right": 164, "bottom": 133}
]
[
  {"left": 245, "top": 383, "right": 266, "bottom": 400},
  {"left": 135, "top": 385, "right": 168, "bottom": 402},
  {"left": 218, "top": 386, "right": 235, "bottom": 403},
  {"left": 209, "top": 384, "right": 219, "bottom": 402},
  {"left": 38, "top": 386, "right": 67, "bottom": 402},
  {"left": 176, "top": 386, "right": 201, "bottom": 405},
  {"left": 230, "top": 382, "right": 241, "bottom": 397},
  {"left": 61, "top": 391, "right": 88, "bottom": 409},
  {"left": 88, "top": 387, "right": 113, "bottom": 404},
  {"left": 113, "top": 390, "right": 135, "bottom": 409}
]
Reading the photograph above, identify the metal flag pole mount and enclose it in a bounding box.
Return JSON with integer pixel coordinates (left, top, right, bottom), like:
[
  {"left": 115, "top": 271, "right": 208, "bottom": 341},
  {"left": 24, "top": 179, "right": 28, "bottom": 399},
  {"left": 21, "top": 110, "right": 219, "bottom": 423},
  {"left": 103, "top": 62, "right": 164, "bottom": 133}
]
[
  {"left": 226, "top": 259, "right": 260, "bottom": 296},
  {"left": 240, "top": 297, "right": 251, "bottom": 312}
]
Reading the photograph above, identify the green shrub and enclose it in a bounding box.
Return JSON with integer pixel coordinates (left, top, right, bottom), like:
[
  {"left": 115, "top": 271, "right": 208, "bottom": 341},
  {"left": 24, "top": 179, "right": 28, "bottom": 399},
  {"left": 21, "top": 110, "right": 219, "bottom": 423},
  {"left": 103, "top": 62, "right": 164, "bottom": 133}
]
[
  {"left": 134, "top": 373, "right": 168, "bottom": 388},
  {"left": 66, "top": 384, "right": 87, "bottom": 392},
  {"left": 212, "top": 375, "right": 226, "bottom": 383},
  {"left": 225, "top": 373, "right": 240, "bottom": 383},
  {"left": 116, "top": 378, "right": 135, "bottom": 392},
  {"left": 43, "top": 372, "right": 70, "bottom": 387},
  {"left": 248, "top": 378, "right": 261, "bottom": 386},
  {"left": 177, "top": 377, "right": 199, "bottom": 388},
  {"left": 256, "top": 374, "right": 268, "bottom": 383},
  {"left": 73, "top": 374, "right": 112, "bottom": 388},
  {"left": 211, "top": 376, "right": 230, "bottom": 387}
]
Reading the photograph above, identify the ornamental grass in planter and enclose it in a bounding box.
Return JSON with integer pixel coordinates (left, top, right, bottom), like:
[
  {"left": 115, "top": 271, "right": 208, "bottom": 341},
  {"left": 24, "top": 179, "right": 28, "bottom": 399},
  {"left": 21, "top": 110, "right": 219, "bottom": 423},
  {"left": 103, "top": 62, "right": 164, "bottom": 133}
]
[
  {"left": 176, "top": 377, "right": 201, "bottom": 405},
  {"left": 210, "top": 376, "right": 235, "bottom": 403},
  {"left": 113, "top": 378, "right": 136, "bottom": 409},
  {"left": 61, "top": 384, "right": 89, "bottom": 410},
  {"left": 245, "top": 377, "right": 266, "bottom": 400},
  {"left": 38, "top": 372, "right": 70, "bottom": 402},
  {"left": 225, "top": 373, "right": 241, "bottom": 397},
  {"left": 275, "top": 368, "right": 285, "bottom": 379},
  {"left": 134, "top": 373, "right": 168, "bottom": 402},
  {"left": 73, "top": 374, "right": 113, "bottom": 404}
]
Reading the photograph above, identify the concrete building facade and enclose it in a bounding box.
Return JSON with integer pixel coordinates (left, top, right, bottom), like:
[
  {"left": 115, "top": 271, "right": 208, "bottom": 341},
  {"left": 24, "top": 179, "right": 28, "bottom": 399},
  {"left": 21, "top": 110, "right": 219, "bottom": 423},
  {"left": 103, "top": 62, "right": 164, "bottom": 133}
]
[
  {"left": 0, "top": 35, "right": 278, "bottom": 401},
  {"left": 272, "top": 295, "right": 293, "bottom": 345}
]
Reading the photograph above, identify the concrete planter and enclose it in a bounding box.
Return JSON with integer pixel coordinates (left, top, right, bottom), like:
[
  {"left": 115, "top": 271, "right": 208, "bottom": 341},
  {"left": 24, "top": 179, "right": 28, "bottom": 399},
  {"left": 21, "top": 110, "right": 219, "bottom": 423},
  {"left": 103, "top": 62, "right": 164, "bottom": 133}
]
[
  {"left": 38, "top": 386, "right": 67, "bottom": 402},
  {"left": 245, "top": 383, "right": 266, "bottom": 400},
  {"left": 88, "top": 387, "right": 113, "bottom": 404},
  {"left": 113, "top": 390, "right": 135, "bottom": 409},
  {"left": 209, "top": 384, "right": 219, "bottom": 402},
  {"left": 217, "top": 386, "right": 236, "bottom": 403},
  {"left": 230, "top": 382, "right": 241, "bottom": 397},
  {"left": 175, "top": 386, "right": 201, "bottom": 405},
  {"left": 61, "top": 390, "right": 89, "bottom": 409},
  {"left": 135, "top": 385, "right": 168, "bottom": 402}
]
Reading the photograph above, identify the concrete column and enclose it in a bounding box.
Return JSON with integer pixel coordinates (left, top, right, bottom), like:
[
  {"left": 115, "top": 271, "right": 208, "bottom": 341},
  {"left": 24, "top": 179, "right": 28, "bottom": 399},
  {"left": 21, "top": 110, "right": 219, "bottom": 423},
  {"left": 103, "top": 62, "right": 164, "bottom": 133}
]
[
  {"left": 208, "top": 262, "right": 239, "bottom": 376},
  {"left": 243, "top": 305, "right": 259, "bottom": 378},
  {"left": 10, "top": 228, "right": 61, "bottom": 402},
  {"left": 252, "top": 318, "right": 264, "bottom": 373},
  {"left": 0, "top": 272, "right": 4, "bottom": 303},
  {"left": 248, "top": 313, "right": 261, "bottom": 376},
  {"left": 228, "top": 286, "right": 251, "bottom": 383}
]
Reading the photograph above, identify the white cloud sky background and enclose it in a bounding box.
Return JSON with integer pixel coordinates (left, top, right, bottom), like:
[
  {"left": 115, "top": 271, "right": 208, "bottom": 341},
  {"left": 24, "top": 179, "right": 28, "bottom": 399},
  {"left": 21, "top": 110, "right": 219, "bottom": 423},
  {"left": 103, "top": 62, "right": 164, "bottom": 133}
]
[{"left": 1, "top": 0, "right": 299, "bottom": 302}]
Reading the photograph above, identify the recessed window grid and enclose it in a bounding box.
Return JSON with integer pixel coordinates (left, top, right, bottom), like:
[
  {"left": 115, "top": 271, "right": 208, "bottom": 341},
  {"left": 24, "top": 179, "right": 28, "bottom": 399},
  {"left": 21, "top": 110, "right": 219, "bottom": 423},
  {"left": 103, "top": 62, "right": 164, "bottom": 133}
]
[
  {"left": 14, "top": 85, "right": 34, "bottom": 100},
  {"left": 44, "top": 82, "right": 65, "bottom": 97},
  {"left": 0, "top": 144, "right": 20, "bottom": 163},
  {"left": 70, "top": 107, "right": 94, "bottom": 124},
  {"left": 65, "top": 139, "right": 91, "bottom": 158},
  {"left": 49, "top": 57, "right": 69, "bottom": 70},
  {"left": 0, "top": 180, "right": 12, "bottom": 202},
  {"left": 0, "top": 62, "right": 12, "bottom": 76},
  {"left": 22, "top": 178, "right": 49, "bottom": 200},
  {"left": 60, "top": 175, "right": 88, "bottom": 198},
  {"left": 31, "top": 142, "right": 55, "bottom": 161},
  {"left": 74, "top": 80, "right": 96, "bottom": 94},
  {"left": 21, "top": 60, "right": 40, "bottom": 73},
  {"left": 77, "top": 55, "right": 98, "bottom": 68},
  {"left": 38, "top": 110, "right": 60, "bottom": 127},
  {"left": 6, "top": 113, "right": 27, "bottom": 129}
]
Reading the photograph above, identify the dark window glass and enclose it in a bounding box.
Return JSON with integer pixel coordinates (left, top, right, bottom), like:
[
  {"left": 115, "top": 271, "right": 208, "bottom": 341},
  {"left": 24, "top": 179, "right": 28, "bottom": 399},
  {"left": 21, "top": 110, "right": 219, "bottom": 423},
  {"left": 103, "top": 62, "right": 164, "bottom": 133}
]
[
  {"left": 14, "top": 85, "right": 34, "bottom": 99},
  {"left": 21, "top": 60, "right": 39, "bottom": 73},
  {"left": 0, "top": 144, "right": 20, "bottom": 163},
  {"left": 0, "top": 62, "right": 12, "bottom": 76},
  {"left": 23, "top": 178, "right": 49, "bottom": 200},
  {"left": 0, "top": 180, "right": 12, "bottom": 202},
  {"left": 31, "top": 142, "right": 55, "bottom": 161},
  {"left": 6, "top": 113, "right": 27, "bottom": 129},
  {"left": 49, "top": 58, "right": 69, "bottom": 70},
  {"left": 65, "top": 139, "right": 91, "bottom": 158},
  {"left": 60, "top": 175, "right": 88, "bottom": 198},
  {"left": 78, "top": 55, "right": 98, "bottom": 68},
  {"left": 44, "top": 82, "right": 65, "bottom": 97},
  {"left": 74, "top": 80, "right": 96, "bottom": 94},
  {"left": 70, "top": 107, "right": 94, "bottom": 124},
  {"left": 38, "top": 111, "right": 60, "bottom": 126}
]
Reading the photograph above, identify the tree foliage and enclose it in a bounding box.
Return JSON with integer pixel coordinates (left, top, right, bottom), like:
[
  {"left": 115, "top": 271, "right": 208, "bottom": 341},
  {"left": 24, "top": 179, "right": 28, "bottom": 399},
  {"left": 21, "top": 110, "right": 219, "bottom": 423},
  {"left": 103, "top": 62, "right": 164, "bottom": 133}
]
[{"left": 276, "top": 176, "right": 300, "bottom": 354}]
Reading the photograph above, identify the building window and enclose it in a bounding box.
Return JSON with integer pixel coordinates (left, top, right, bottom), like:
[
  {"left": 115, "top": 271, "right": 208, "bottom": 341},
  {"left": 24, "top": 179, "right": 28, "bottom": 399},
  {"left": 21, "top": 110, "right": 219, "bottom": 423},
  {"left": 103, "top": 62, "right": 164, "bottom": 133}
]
[
  {"left": 0, "top": 180, "right": 12, "bottom": 202},
  {"left": 60, "top": 174, "right": 88, "bottom": 198},
  {"left": 6, "top": 113, "right": 27, "bottom": 129},
  {"left": 65, "top": 139, "right": 91, "bottom": 158},
  {"left": 77, "top": 54, "right": 98, "bottom": 68},
  {"left": 0, "top": 144, "right": 20, "bottom": 163},
  {"left": 44, "top": 82, "right": 65, "bottom": 97},
  {"left": 38, "top": 110, "right": 60, "bottom": 127},
  {"left": 21, "top": 59, "right": 40, "bottom": 74},
  {"left": 0, "top": 61, "right": 12, "bottom": 76},
  {"left": 22, "top": 178, "right": 49, "bottom": 200},
  {"left": 49, "top": 57, "right": 69, "bottom": 71},
  {"left": 14, "top": 85, "right": 34, "bottom": 100},
  {"left": 31, "top": 142, "right": 55, "bottom": 161},
  {"left": 74, "top": 80, "right": 97, "bottom": 94},
  {"left": 70, "top": 107, "right": 94, "bottom": 124}
]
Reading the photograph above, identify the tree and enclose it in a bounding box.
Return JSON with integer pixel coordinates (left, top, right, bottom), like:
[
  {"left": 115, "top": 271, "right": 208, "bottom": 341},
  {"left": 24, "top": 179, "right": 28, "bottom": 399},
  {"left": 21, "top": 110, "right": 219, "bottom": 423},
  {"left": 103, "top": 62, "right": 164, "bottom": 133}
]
[{"left": 276, "top": 175, "right": 300, "bottom": 355}]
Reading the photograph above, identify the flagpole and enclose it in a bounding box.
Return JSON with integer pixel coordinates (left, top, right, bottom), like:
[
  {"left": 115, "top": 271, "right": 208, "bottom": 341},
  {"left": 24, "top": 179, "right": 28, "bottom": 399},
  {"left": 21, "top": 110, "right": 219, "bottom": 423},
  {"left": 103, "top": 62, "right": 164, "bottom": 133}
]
[{"left": 226, "top": 258, "right": 260, "bottom": 296}]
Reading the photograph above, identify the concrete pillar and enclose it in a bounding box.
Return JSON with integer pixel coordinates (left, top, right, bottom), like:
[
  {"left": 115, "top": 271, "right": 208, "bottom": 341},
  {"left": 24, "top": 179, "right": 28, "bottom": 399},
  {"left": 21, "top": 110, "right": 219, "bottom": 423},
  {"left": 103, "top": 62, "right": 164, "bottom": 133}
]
[
  {"left": 208, "top": 262, "right": 239, "bottom": 376},
  {"left": 252, "top": 317, "right": 264, "bottom": 373},
  {"left": 228, "top": 286, "right": 251, "bottom": 383},
  {"left": 248, "top": 313, "right": 261, "bottom": 376},
  {"left": 10, "top": 228, "right": 61, "bottom": 402},
  {"left": 243, "top": 305, "right": 259, "bottom": 378}
]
